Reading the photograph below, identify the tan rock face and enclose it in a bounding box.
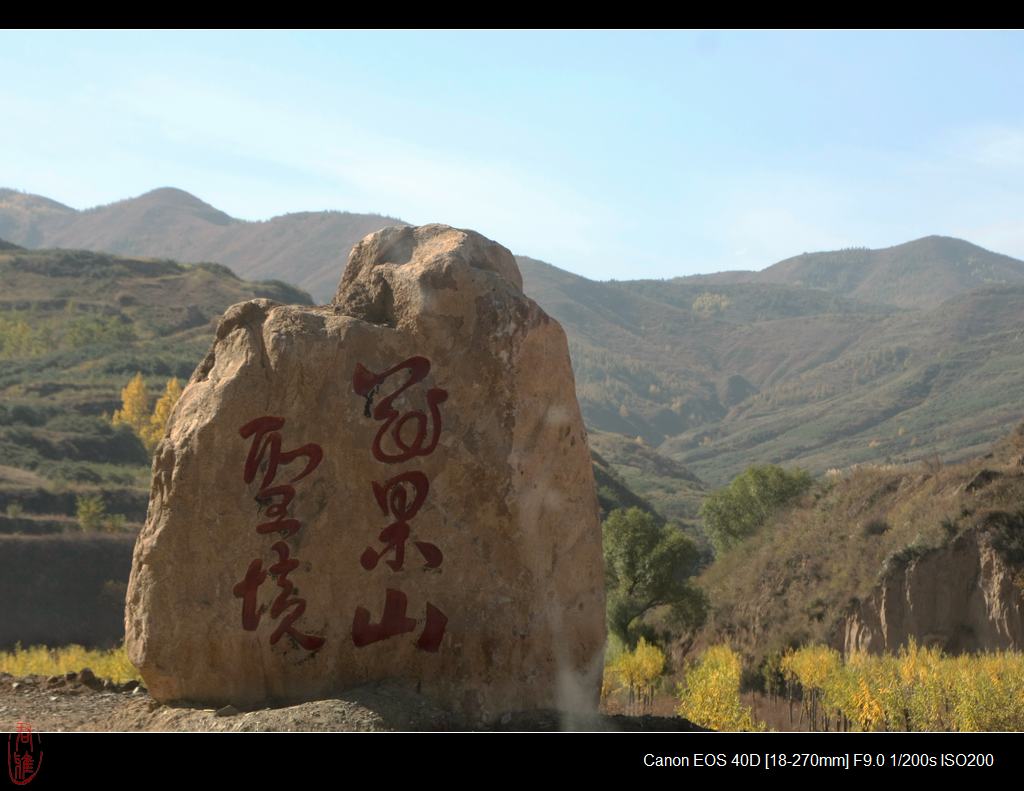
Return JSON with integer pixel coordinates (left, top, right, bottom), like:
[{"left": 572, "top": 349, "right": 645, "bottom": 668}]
[
  {"left": 125, "top": 224, "right": 605, "bottom": 720},
  {"left": 843, "top": 527, "right": 1024, "bottom": 656}
]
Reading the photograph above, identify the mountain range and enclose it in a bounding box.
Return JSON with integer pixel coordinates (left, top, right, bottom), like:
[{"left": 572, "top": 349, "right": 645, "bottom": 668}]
[
  {"left": 0, "top": 187, "right": 400, "bottom": 303},
  {"left": 4, "top": 187, "right": 1024, "bottom": 492}
]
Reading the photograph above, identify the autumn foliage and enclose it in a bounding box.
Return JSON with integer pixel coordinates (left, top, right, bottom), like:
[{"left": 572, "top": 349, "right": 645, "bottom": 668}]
[
  {"left": 781, "top": 641, "right": 1024, "bottom": 731},
  {"left": 604, "top": 638, "right": 666, "bottom": 715},
  {"left": 111, "top": 373, "right": 183, "bottom": 453},
  {"left": 676, "top": 644, "right": 762, "bottom": 731}
]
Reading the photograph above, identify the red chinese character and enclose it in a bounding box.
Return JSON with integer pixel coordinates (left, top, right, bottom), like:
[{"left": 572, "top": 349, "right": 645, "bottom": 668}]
[
  {"left": 373, "top": 471, "right": 429, "bottom": 521},
  {"left": 267, "top": 542, "right": 325, "bottom": 651},
  {"left": 232, "top": 558, "right": 267, "bottom": 631},
  {"left": 254, "top": 484, "right": 301, "bottom": 537},
  {"left": 352, "top": 357, "right": 448, "bottom": 463},
  {"left": 234, "top": 416, "right": 325, "bottom": 652},
  {"left": 351, "top": 588, "right": 416, "bottom": 646},
  {"left": 15, "top": 754, "right": 33, "bottom": 782},
  {"left": 352, "top": 589, "right": 448, "bottom": 651},
  {"left": 360, "top": 472, "right": 443, "bottom": 571},
  {"left": 240, "top": 416, "right": 322, "bottom": 488},
  {"left": 416, "top": 603, "right": 448, "bottom": 652},
  {"left": 7, "top": 722, "right": 41, "bottom": 786},
  {"left": 232, "top": 548, "right": 325, "bottom": 651}
]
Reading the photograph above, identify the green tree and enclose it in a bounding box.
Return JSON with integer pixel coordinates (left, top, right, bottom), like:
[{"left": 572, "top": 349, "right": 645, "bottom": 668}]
[
  {"left": 103, "top": 513, "right": 127, "bottom": 533},
  {"left": 603, "top": 507, "right": 706, "bottom": 648},
  {"left": 76, "top": 494, "right": 106, "bottom": 532},
  {"left": 700, "top": 464, "right": 812, "bottom": 555}
]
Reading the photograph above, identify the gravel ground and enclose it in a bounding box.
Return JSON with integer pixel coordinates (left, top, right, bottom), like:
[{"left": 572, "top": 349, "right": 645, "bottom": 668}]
[{"left": 0, "top": 672, "right": 705, "bottom": 732}]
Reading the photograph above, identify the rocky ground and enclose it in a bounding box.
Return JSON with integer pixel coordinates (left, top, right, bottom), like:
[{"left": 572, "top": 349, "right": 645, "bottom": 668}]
[{"left": 0, "top": 671, "right": 705, "bottom": 732}]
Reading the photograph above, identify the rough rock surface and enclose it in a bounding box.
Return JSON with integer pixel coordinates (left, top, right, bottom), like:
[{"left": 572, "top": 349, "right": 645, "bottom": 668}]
[
  {"left": 843, "top": 526, "right": 1024, "bottom": 655},
  {"left": 0, "top": 673, "right": 705, "bottom": 732},
  {"left": 125, "top": 224, "right": 605, "bottom": 722}
]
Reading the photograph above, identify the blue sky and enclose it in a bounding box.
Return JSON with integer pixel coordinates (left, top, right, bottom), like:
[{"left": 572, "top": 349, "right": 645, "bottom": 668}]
[{"left": 2, "top": 29, "right": 1023, "bottom": 280}]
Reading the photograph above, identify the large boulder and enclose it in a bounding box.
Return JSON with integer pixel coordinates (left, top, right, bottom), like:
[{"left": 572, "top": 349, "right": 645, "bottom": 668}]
[{"left": 125, "top": 224, "right": 605, "bottom": 721}]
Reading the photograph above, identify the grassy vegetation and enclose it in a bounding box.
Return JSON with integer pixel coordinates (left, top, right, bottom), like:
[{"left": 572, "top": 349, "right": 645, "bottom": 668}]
[
  {"left": 694, "top": 421, "right": 1024, "bottom": 669},
  {"left": 591, "top": 450, "right": 661, "bottom": 520},
  {"left": 0, "top": 308, "right": 135, "bottom": 359},
  {"left": 0, "top": 643, "right": 141, "bottom": 683},
  {"left": 519, "top": 244, "right": 1024, "bottom": 490},
  {"left": 700, "top": 464, "right": 812, "bottom": 554},
  {"left": 0, "top": 245, "right": 671, "bottom": 536},
  {"left": 0, "top": 245, "right": 313, "bottom": 527},
  {"left": 588, "top": 429, "right": 705, "bottom": 525}
]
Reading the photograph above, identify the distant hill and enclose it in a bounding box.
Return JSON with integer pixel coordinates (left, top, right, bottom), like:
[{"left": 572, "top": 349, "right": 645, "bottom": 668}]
[
  {"left": 681, "top": 236, "right": 1024, "bottom": 309},
  {"left": 0, "top": 188, "right": 404, "bottom": 302},
  {"left": 0, "top": 245, "right": 665, "bottom": 535},
  {"left": 0, "top": 192, "right": 76, "bottom": 248},
  {"left": 519, "top": 253, "right": 1024, "bottom": 485},
  {"left": 5, "top": 188, "right": 1020, "bottom": 310},
  {"left": 6, "top": 188, "right": 1024, "bottom": 490},
  {"left": 658, "top": 283, "right": 1024, "bottom": 483},
  {"left": 0, "top": 245, "right": 314, "bottom": 526},
  {"left": 587, "top": 429, "right": 708, "bottom": 551}
]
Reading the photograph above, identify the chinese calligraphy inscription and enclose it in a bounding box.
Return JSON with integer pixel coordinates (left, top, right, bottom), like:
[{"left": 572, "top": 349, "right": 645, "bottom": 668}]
[{"left": 352, "top": 356, "right": 448, "bottom": 652}]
